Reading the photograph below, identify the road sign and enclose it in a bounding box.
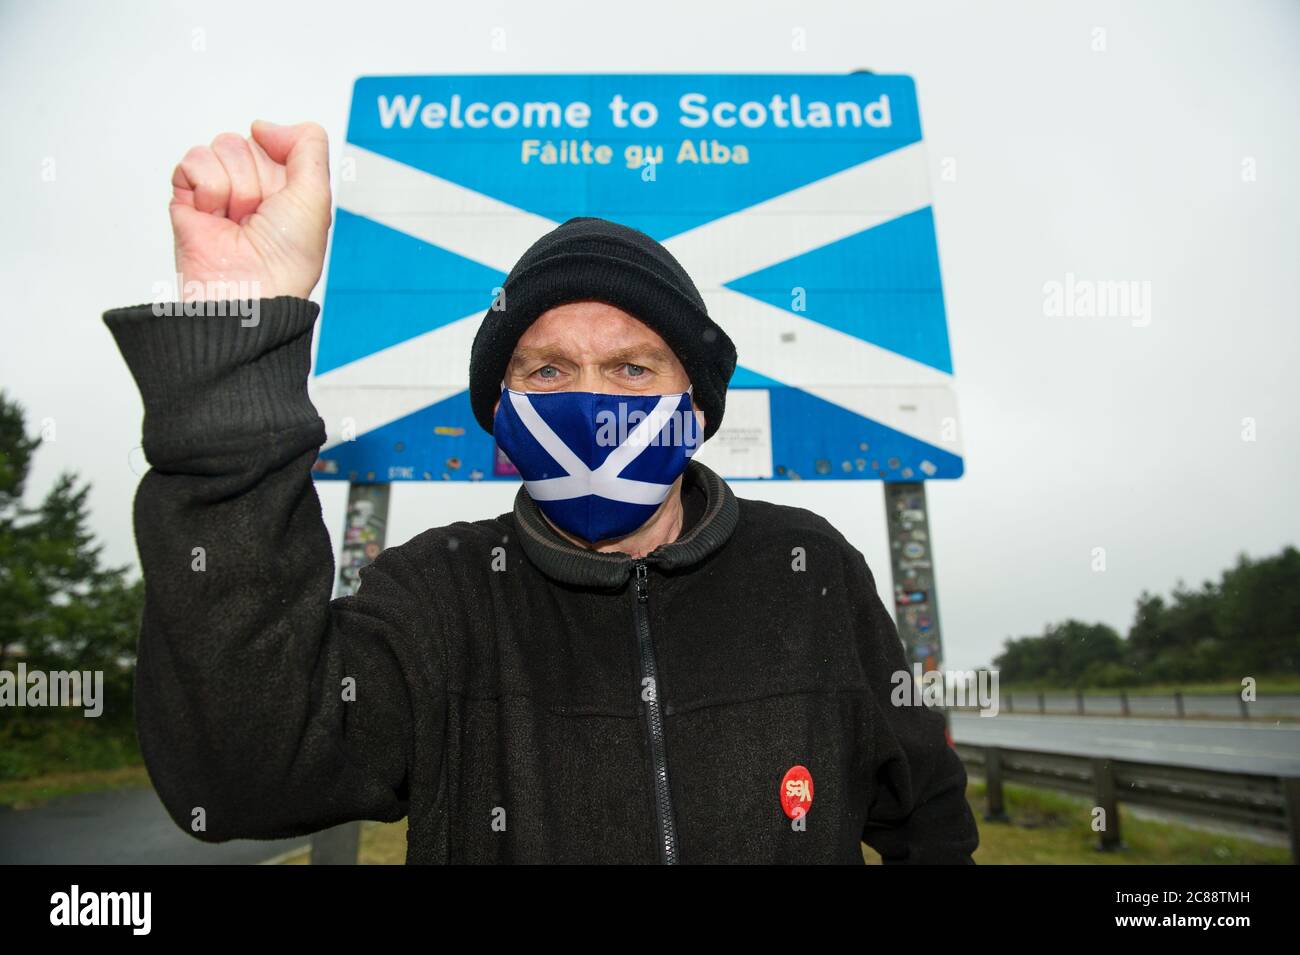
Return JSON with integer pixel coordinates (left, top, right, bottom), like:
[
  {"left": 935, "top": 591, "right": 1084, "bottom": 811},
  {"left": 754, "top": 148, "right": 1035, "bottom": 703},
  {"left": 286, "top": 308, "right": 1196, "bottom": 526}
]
[{"left": 311, "top": 73, "right": 962, "bottom": 483}]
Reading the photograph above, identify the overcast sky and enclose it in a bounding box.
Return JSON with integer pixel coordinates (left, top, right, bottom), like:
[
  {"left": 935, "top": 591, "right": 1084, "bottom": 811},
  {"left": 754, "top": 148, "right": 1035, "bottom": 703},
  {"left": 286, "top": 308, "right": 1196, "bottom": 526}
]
[{"left": 2, "top": 0, "right": 1297, "bottom": 670}]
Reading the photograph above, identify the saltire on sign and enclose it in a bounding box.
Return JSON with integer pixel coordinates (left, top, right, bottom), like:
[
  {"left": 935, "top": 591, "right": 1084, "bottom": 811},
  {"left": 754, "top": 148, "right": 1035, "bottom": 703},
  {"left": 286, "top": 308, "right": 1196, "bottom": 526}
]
[{"left": 310, "top": 73, "right": 962, "bottom": 484}]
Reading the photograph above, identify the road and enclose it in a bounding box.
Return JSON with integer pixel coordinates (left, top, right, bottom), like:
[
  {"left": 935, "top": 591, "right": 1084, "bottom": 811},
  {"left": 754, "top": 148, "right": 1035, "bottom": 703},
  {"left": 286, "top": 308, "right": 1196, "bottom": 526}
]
[
  {"left": 950, "top": 712, "right": 1300, "bottom": 776},
  {"left": 0, "top": 786, "right": 309, "bottom": 865}
]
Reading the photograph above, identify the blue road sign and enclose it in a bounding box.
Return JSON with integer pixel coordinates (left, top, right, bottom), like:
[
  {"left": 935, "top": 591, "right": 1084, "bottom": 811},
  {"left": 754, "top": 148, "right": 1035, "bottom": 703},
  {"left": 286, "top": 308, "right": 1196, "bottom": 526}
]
[{"left": 311, "top": 73, "right": 962, "bottom": 483}]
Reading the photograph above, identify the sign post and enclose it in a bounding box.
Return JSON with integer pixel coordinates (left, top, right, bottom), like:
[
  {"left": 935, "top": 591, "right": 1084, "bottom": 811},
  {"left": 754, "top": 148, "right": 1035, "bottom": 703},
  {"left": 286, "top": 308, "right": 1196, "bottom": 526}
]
[
  {"left": 308, "top": 482, "right": 392, "bottom": 864},
  {"left": 885, "top": 482, "right": 943, "bottom": 671},
  {"left": 884, "top": 481, "right": 951, "bottom": 737}
]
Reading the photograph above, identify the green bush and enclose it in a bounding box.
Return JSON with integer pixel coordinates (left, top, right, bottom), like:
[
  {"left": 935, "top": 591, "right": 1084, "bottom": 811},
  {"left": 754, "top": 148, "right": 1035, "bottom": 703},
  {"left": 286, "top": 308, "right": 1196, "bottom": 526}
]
[{"left": 0, "top": 714, "right": 141, "bottom": 781}]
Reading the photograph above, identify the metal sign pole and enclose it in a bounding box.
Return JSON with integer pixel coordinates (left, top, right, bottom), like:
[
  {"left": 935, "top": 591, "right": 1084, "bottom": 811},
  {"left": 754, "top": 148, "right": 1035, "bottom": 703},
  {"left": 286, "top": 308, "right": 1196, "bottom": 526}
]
[
  {"left": 308, "top": 481, "right": 392, "bottom": 865},
  {"left": 883, "top": 482, "right": 950, "bottom": 737}
]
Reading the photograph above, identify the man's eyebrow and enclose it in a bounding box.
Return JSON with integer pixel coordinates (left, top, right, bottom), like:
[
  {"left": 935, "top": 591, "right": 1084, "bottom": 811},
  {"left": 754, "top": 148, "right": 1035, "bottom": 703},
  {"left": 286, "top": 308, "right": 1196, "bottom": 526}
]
[
  {"left": 509, "top": 344, "right": 675, "bottom": 366},
  {"left": 604, "top": 345, "right": 675, "bottom": 366},
  {"left": 509, "top": 345, "right": 568, "bottom": 366}
]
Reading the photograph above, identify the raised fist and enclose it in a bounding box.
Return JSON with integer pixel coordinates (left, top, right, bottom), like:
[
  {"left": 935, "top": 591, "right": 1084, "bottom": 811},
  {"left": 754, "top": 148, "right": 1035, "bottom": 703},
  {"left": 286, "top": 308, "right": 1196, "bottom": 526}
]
[{"left": 169, "top": 120, "right": 331, "bottom": 302}]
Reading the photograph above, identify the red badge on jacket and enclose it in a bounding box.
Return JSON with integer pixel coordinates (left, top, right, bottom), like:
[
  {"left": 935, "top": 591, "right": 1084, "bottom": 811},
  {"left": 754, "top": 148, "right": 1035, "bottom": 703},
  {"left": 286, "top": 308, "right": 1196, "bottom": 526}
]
[{"left": 780, "top": 765, "right": 814, "bottom": 819}]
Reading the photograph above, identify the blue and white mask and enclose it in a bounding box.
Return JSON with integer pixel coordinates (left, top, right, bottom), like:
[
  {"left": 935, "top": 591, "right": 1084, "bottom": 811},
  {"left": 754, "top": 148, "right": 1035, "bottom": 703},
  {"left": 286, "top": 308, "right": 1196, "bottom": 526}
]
[{"left": 493, "top": 384, "right": 702, "bottom": 543}]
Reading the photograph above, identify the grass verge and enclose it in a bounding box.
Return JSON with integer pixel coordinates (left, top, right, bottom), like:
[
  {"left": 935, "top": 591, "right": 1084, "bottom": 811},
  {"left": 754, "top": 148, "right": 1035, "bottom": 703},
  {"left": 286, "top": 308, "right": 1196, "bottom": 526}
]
[
  {"left": 0, "top": 764, "right": 151, "bottom": 810},
  {"left": 860, "top": 779, "right": 1291, "bottom": 864}
]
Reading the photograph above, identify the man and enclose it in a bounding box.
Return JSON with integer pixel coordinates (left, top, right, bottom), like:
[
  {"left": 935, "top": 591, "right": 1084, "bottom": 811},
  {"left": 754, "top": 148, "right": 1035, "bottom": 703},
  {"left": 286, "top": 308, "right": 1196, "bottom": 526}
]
[{"left": 104, "top": 119, "right": 978, "bottom": 864}]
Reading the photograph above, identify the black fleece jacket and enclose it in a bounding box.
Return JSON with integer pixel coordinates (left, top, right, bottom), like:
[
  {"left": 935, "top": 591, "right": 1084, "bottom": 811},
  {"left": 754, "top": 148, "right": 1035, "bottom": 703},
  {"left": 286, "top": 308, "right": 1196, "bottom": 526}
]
[{"left": 103, "top": 295, "right": 979, "bottom": 865}]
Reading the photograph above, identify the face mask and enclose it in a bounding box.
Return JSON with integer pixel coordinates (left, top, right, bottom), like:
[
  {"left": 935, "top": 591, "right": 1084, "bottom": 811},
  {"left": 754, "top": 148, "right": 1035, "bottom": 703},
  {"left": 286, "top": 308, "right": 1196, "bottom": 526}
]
[{"left": 493, "top": 383, "right": 702, "bottom": 543}]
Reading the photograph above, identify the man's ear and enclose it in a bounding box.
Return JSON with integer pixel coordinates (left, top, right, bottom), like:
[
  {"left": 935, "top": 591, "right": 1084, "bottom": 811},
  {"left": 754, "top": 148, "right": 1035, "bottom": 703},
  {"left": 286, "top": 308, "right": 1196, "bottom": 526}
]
[{"left": 693, "top": 403, "right": 706, "bottom": 436}]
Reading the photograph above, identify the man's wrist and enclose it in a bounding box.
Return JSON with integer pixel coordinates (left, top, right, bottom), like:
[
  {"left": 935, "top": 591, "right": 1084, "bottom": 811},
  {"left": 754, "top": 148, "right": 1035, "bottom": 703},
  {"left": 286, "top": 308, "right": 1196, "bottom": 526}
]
[{"left": 175, "top": 276, "right": 314, "bottom": 304}]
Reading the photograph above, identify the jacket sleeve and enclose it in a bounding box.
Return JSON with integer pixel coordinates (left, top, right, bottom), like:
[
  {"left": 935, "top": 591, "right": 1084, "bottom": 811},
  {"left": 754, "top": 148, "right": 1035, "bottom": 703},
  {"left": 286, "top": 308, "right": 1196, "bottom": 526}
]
[
  {"left": 843, "top": 543, "right": 979, "bottom": 864},
  {"left": 103, "top": 297, "right": 444, "bottom": 843}
]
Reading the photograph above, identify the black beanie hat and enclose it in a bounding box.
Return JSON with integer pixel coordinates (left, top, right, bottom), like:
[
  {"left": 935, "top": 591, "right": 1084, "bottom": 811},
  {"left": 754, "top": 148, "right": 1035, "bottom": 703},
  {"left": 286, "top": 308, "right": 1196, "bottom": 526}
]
[{"left": 468, "top": 216, "right": 738, "bottom": 442}]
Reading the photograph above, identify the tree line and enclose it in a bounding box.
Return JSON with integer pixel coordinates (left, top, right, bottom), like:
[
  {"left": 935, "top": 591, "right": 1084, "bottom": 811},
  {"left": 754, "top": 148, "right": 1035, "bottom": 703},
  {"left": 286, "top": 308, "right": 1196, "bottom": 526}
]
[{"left": 994, "top": 545, "right": 1300, "bottom": 688}]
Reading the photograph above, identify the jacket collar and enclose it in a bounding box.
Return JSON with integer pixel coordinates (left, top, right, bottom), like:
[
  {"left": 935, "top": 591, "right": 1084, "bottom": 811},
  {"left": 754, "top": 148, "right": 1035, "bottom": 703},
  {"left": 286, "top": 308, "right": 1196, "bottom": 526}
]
[{"left": 513, "top": 458, "right": 740, "bottom": 588}]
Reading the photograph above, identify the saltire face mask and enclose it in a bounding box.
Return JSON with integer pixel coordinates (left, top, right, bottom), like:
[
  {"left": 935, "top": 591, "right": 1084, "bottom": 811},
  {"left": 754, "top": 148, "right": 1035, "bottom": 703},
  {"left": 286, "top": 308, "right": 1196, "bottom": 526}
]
[{"left": 492, "top": 383, "right": 701, "bottom": 543}]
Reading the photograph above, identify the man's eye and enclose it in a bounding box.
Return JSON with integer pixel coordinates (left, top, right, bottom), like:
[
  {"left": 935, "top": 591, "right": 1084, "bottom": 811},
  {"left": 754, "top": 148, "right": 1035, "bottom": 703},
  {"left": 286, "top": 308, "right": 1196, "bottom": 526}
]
[
  {"left": 624, "top": 364, "right": 646, "bottom": 377},
  {"left": 535, "top": 366, "right": 559, "bottom": 379}
]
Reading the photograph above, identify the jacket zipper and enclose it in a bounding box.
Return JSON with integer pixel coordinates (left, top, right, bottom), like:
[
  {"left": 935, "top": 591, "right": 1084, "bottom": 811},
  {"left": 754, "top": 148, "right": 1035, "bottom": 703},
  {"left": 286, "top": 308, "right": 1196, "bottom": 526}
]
[{"left": 634, "top": 559, "right": 679, "bottom": 864}]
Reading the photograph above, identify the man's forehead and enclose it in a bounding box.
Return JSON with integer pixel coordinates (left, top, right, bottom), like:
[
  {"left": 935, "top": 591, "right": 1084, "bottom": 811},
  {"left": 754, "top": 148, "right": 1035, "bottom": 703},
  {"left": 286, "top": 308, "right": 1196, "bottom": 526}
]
[{"left": 510, "top": 302, "right": 678, "bottom": 365}]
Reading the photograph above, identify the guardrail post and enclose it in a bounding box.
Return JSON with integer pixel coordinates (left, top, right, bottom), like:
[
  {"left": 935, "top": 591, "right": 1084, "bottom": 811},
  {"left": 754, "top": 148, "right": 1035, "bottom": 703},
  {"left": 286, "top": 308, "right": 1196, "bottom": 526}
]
[
  {"left": 984, "top": 747, "right": 1010, "bottom": 823},
  {"left": 950, "top": 744, "right": 1291, "bottom": 860},
  {"left": 1282, "top": 777, "right": 1300, "bottom": 865},
  {"left": 1076, "top": 690, "right": 1085, "bottom": 715},
  {"left": 1092, "top": 758, "right": 1122, "bottom": 852},
  {"left": 1006, "top": 692, "right": 1013, "bottom": 714},
  {"left": 1038, "top": 691, "right": 1045, "bottom": 714},
  {"left": 1239, "top": 694, "right": 1249, "bottom": 720},
  {"left": 1120, "top": 690, "right": 1130, "bottom": 717},
  {"left": 1174, "top": 691, "right": 1185, "bottom": 718}
]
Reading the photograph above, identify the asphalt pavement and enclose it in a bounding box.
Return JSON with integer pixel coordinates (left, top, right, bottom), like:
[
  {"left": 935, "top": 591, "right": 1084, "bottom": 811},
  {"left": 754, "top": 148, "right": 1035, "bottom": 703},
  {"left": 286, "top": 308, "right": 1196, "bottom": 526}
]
[
  {"left": 951, "top": 712, "right": 1300, "bottom": 775},
  {"left": 0, "top": 785, "right": 308, "bottom": 865}
]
